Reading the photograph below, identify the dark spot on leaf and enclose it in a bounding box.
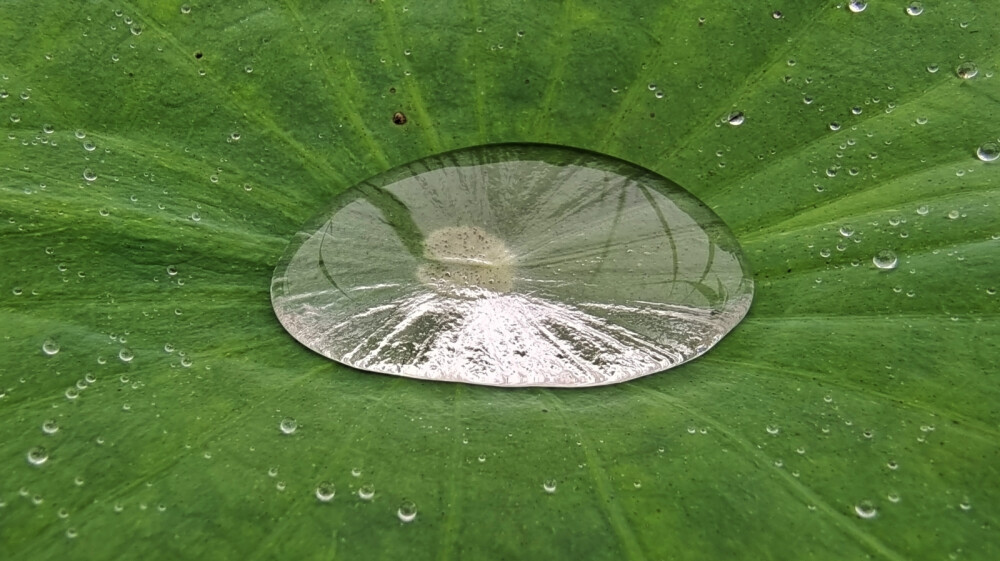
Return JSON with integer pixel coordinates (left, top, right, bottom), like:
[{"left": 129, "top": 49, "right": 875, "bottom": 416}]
[
  {"left": 389, "top": 87, "right": 396, "bottom": 94},
  {"left": 194, "top": 51, "right": 203, "bottom": 59},
  {"left": 392, "top": 111, "right": 407, "bottom": 125},
  {"left": 649, "top": 112, "right": 655, "bottom": 118},
  {"left": 524, "top": 79, "right": 530, "bottom": 84}
]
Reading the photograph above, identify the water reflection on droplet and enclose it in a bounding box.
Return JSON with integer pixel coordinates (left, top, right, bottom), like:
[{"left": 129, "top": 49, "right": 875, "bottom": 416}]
[
  {"left": 543, "top": 479, "right": 557, "bottom": 494},
  {"left": 956, "top": 62, "right": 978, "bottom": 79}
]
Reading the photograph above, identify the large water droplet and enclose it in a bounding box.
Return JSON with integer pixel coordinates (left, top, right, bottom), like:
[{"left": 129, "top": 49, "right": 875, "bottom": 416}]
[
  {"left": 314, "top": 482, "right": 336, "bottom": 503},
  {"left": 873, "top": 250, "right": 898, "bottom": 270},
  {"left": 270, "top": 145, "right": 754, "bottom": 387},
  {"left": 397, "top": 500, "right": 417, "bottom": 523},
  {"left": 956, "top": 62, "right": 978, "bottom": 79},
  {"left": 855, "top": 500, "right": 877, "bottom": 519},
  {"left": 279, "top": 417, "right": 298, "bottom": 434},
  {"left": 848, "top": 1, "right": 867, "bottom": 13},
  {"left": 41, "top": 339, "right": 60, "bottom": 356},
  {"left": 905, "top": 2, "right": 924, "bottom": 16},
  {"left": 26, "top": 447, "right": 49, "bottom": 466},
  {"left": 976, "top": 142, "right": 999, "bottom": 162}
]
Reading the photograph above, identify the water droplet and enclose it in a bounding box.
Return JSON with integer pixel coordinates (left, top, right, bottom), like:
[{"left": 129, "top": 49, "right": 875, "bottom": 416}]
[
  {"left": 26, "top": 447, "right": 48, "bottom": 466},
  {"left": 839, "top": 225, "right": 855, "bottom": 238},
  {"left": 118, "top": 348, "right": 134, "bottom": 363},
  {"left": 947, "top": 209, "right": 960, "bottom": 220},
  {"left": 358, "top": 484, "right": 375, "bottom": 501},
  {"left": 190, "top": 212, "right": 201, "bottom": 222},
  {"left": 873, "top": 250, "right": 898, "bottom": 270},
  {"left": 855, "top": 500, "right": 877, "bottom": 519},
  {"left": 42, "top": 339, "right": 60, "bottom": 356},
  {"left": 956, "top": 62, "right": 978, "bottom": 79},
  {"left": 543, "top": 479, "right": 557, "bottom": 494},
  {"left": 905, "top": 2, "right": 924, "bottom": 16},
  {"left": 66, "top": 528, "right": 78, "bottom": 539},
  {"left": 887, "top": 492, "right": 901, "bottom": 503},
  {"left": 279, "top": 417, "right": 298, "bottom": 434},
  {"left": 771, "top": 10, "right": 783, "bottom": 19},
  {"left": 41, "top": 420, "right": 59, "bottom": 435},
  {"left": 270, "top": 145, "right": 754, "bottom": 387},
  {"left": 976, "top": 142, "right": 999, "bottom": 162},
  {"left": 350, "top": 467, "right": 362, "bottom": 477},
  {"left": 766, "top": 425, "right": 780, "bottom": 435},
  {"left": 397, "top": 500, "right": 417, "bottom": 523},
  {"left": 848, "top": 1, "right": 867, "bottom": 13},
  {"left": 726, "top": 111, "right": 745, "bottom": 126},
  {"left": 959, "top": 500, "right": 972, "bottom": 511},
  {"left": 829, "top": 122, "right": 841, "bottom": 131},
  {"left": 267, "top": 467, "right": 279, "bottom": 477},
  {"left": 166, "top": 265, "right": 178, "bottom": 276},
  {"left": 180, "top": 4, "right": 191, "bottom": 14},
  {"left": 314, "top": 481, "right": 336, "bottom": 502},
  {"left": 83, "top": 169, "right": 97, "bottom": 182}
]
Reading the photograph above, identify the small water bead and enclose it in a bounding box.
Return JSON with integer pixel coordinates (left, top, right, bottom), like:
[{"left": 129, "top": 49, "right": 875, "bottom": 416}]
[
  {"left": 190, "top": 212, "right": 201, "bottom": 222},
  {"left": 66, "top": 528, "right": 78, "bottom": 539},
  {"left": 397, "top": 500, "right": 417, "bottom": 523},
  {"left": 350, "top": 467, "right": 362, "bottom": 477},
  {"left": 873, "top": 250, "right": 898, "bottom": 270},
  {"left": 855, "top": 501, "right": 877, "bottom": 519},
  {"left": 83, "top": 169, "right": 97, "bottom": 182},
  {"left": 839, "top": 225, "right": 855, "bottom": 237},
  {"left": 654, "top": 90, "right": 664, "bottom": 99},
  {"left": 829, "top": 122, "right": 841, "bottom": 131},
  {"left": 118, "top": 348, "right": 134, "bottom": 363},
  {"left": 926, "top": 64, "right": 939, "bottom": 74},
  {"left": 180, "top": 4, "right": 191, "bottom": 14},
  {"left": 166, "top": 265, "right": 178, "bottom": 276},
  {"left": 65, "top": 388, "right": 79, "bottom": 400},
  {"left": 358, "top": 484, "right": 375, "bottom": 501},
  {"left": 230, "top": 132, "right": 241, "bottom": 142},
  {"left": 848, "top": 1, "right": 867, "bottom": 13},
  {"left": 477, "top": 453, "right": 487, "bottom": 463},
  {"left": 41, "top": 420, "right": 59, "bottom": 434},
  {"left": 42, "top": 339, "right": 60, "bottom": 356},
  {"left": 279, "top": 417, "right": 298, "bottom": 434},
  {"left": 905, "top": 2, "right": 924, "bottom": 16},
  {"left": 314, "top": 482, "right": 336, "bottom": 502},
  {"left": 766, "top": 425, "right": 780, "bottom": 435},
  {"left": 819, "top": 248, "right": 831, "bottom": 258},
  {"left": 276, "top": 481, "right": 286, "bottom": 491},
  {"left": 887, "top": 493, "right": 901, "bottom": 503},
  {"left": 976, "top": 142, "right": 999, "bottom": 162},
  {"left": 726, "top": 111, "right": 745, "bottom": 126},
  {"left": 851, "top": 106, "right": 862, "bottom": 115},
  {"left": 956, "top": 62, "right": 978, "bottom": 79},
  {"left": 27, "top": 447, "right": 49, "bottom": 466},
  {"left": 959, "top": 500, "right": 972, "bottom": 511},
  {"left": 947, "top": 210, "right": 960, "bottom": 220}
]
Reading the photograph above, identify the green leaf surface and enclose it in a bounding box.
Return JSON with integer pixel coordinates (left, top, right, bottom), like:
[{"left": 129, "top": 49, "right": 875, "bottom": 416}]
[{"left": 1, "top": 1, "right": 998, "bottom": 559}]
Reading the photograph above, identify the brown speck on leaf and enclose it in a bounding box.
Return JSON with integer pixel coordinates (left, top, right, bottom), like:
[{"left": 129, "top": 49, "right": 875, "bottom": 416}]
[{"left": 392, "top": 112, "right": 407, "bottom": 125}]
